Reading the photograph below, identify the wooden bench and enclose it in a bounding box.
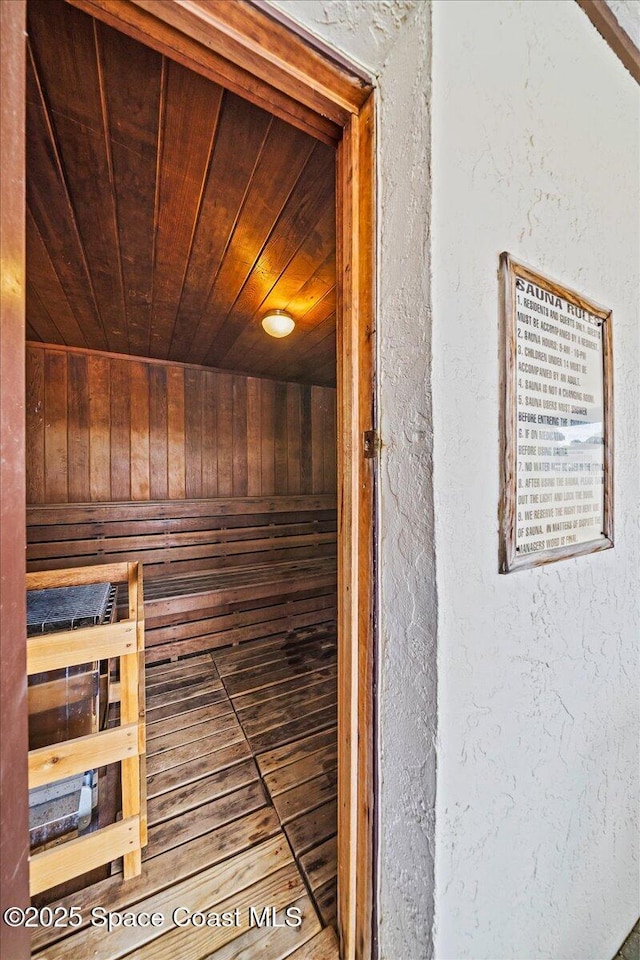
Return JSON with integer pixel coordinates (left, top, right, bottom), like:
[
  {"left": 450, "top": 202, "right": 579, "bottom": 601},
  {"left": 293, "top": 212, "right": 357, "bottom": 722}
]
[{"left": 27, "top": 496, "right": 337, "bottom": 664}]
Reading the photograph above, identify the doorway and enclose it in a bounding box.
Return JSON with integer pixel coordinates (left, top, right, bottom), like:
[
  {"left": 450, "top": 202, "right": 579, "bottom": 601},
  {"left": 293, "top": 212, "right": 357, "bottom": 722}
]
[{"left": 0, "top": 3, "right": 375, "bottom": 959}]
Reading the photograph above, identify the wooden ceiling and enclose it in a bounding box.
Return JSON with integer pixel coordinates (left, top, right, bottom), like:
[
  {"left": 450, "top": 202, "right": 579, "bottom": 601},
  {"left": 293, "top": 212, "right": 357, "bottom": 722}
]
[{"left": 26, "top": 0, "right": 337, "bottom": 386}]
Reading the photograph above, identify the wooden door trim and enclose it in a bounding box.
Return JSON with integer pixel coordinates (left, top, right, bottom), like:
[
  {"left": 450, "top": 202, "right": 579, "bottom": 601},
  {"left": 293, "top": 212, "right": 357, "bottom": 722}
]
[
  {"left": 2, "top": 2, "right": 377, "bottom": 957},
  {"left": 0, "top": 4, "right": 29, "bottom": 959},
  {"left": 66, "top": 0, "right": 372, "bottom": 145}
]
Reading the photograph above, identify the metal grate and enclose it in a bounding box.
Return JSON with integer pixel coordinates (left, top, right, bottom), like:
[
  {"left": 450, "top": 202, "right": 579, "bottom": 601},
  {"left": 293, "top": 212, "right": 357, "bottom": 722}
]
[{"left": 27, "top": 582, "right": 113, "bottom": 635}]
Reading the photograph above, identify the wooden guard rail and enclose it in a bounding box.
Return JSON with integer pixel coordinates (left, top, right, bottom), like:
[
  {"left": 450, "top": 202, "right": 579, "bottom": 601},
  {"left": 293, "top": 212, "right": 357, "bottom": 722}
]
[{"left": 26, "top": 562, "right": 146, "bottom": 897}]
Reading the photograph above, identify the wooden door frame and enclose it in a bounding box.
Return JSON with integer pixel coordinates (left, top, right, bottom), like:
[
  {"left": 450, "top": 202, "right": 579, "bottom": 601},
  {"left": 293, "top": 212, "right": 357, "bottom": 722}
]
[{"left": 0, "top": 2, "right": 377, "bottom": 959}]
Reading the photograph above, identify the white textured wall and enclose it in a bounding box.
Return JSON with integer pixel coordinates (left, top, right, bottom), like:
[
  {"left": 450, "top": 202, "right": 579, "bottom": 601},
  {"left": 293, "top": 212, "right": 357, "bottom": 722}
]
[
  {"left": 432, "top": 2, "right": 640, "bottom": 959},
  {"left": 267, "top": 3, "right": 437, "bottom": 958}
]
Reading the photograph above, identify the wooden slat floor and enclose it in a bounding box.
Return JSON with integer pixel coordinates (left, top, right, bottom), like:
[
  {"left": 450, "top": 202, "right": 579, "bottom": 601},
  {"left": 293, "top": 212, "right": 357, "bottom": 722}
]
[{"left": 31, "top": 631, "right": 338, "bottom": 960}]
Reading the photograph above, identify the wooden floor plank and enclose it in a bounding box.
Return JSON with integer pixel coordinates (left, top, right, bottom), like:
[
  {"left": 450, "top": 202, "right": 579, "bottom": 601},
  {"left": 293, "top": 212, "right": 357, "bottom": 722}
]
[
  {"left": 262, "top": 742, "right": 337, "bottom": 797},
  {"left": 222, "top": 651, "right": 336, "bottom": 699},
  {"left": 145, "top": 670, "right": 219, "bottom": 699},
  {"left": 284, "top": 800, "right": 337, "bottom": 858},
  {"left": 145, "top": 653, "right": 216, "bottom": 680},
  {"left": 147, "top": 740, "right": 252, "bottom": 799},
  {"left": 235, "top": 677, "right": 336, "bottom": 730},
  {"left": 285, "top": 926, "right": 339, "bottom": 960},
  {"left": 201, "top": 895, "right": 321, "bottom": 960},
  {"left": 129, "top": 863, "right": 307, "bottom": 960},
  {"left": 311, "top": 878, "right": 337, "bottom": 929},
  {"left": 213, "top": 634, "right": 335, "bottom": 677},
  {"left": 230, "top": 665, "right": 336, "bottom": 712},
  {"left": 144, "top": 781, "right": 269, "bottom": 861},
  {"left": 31, "top": 808, "right": 281, "bottom": 953},
  {"left": 248, "top": 704, "right": 336, "bottom": 755},
  {"left": 240, "top": 691, "right": 336, "bottom": 741},
  {"left": 299, "top": 836, "right": 337, "bottom": 893},
  {"left": 257, "top": 728, "right": 337, "bottom": 777},
  {"left": 147, "top": 759, "right": 259, "bottom": 827},
  {"left": 146, "top": 700, "right": 234, "bottom": 738},
  {"left": 146, "top": 686, "right": 228, "bottom": 723},
  {"left": 34, "top": 837, "right": 292, "bottom": 960},
  {"left": 146, "top": 676, "right": 222, "bottom": 710},
  {"left": 147, "top": 713, "right": 241, "bottom": 756},
  {"left": 147, "top": 727, "right": 245, "bottom": 777},
  {"left": 217, "top": 640, "right": 336, "bottom": 685},
  {"left": 272, "top": 769, "right": 337, "bottom": 826},
  {"left": 33, "top": 628, "right": 338, "bottom": 959},
  {"left": 147, "top": 723, "right": 245, "bottom": 776}
]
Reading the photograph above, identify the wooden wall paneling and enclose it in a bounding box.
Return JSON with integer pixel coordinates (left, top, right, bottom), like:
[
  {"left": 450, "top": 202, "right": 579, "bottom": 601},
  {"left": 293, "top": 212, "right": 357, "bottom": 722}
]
[
  {"left": 232, "top": 376, "right": 248, "bottom": 497},
  {"left": 311, "top": 386, "right": 325, "bottom": 495},
  {"left": 26, "top": 347, "right": 45, "bottom": 504},
  {"left": 216, "top": 372, "right": 233, "bottom": 497},
  {"left": 201, "top": 370, "right": 218, "bottom": 498},
  {"left": 28, "top": 0, "right": 128, "bottom": 355},
  {"left": 300, "top": 385, "right": 313, "bottom": 495},
  {"left": 88, "top": 354, "right": 111, "bottom": 501},
  {"left": 150, "top": 60, "right": 222, "bottom": 359},
  {"left": 44, "top": 351, "right": 68, "bottom": 502},
  {"left": 246, "top": 377, "right": 262, "bottom": 497},
  {"left": 187, "top": 118, "right": 316, "bottom": 364},
  {"left": 26, "top": 346, "right": 339, "bottom": 504},
  {"left": 260, "top": 378, "right": 276, "bottom": 495},
  {"left": 26, "top": 44, "right": 107, "bottom": 352},
  {"left": 287, "top": 383, "right": 302, "bottom": 495},
  {"left": 274, "top": 382, "right": 288, "bottom": 494},
  {"left": 166, "top": 365, "right": 185, "bottom": 499},
  {"left": 148, "top": 364, "right": 168, "bottom": 499},
  {"left": 67, "top": 351, "right": 90, "bottom": 501},
  {"left": 169, "top": 92, "right": 272, "bottom": 361},
  {"left": 110, "top": 358, "right": 131, "bottom": 500},
  {"left": 130, "top": 360, "right": 151, "bottom": 500},
  {"left": 97, "top": 20, "right": 161, "bottom": 357},
  {"left": 184, "top": 368, "right": 203, "bottom": 498}
]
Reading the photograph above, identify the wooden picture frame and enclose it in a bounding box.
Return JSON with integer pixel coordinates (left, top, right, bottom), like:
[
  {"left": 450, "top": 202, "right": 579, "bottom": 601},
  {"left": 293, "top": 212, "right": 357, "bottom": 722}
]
[{"left": 499, "top": 253, "right": 613, "bottom": 573}]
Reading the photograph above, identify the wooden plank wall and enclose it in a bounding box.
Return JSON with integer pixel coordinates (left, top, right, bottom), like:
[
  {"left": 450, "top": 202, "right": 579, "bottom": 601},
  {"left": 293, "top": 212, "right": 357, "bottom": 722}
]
[{"left": 26, "top": 344, "right": 337, "bottom": 504}]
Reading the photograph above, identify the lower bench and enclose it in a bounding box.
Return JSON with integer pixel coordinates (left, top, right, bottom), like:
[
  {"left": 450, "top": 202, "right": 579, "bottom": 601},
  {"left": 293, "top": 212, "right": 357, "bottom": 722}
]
[
  {"left": 27, "top": 497, "right": 338, "bottom": 663},
  {"left": 140, "top": 557, "right": 337, "bottom": 663}
]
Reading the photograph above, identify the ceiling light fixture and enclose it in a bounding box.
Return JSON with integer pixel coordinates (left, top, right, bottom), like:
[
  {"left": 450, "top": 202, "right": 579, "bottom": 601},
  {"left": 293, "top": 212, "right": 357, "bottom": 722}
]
[{"left": 261, "top": 309, "right": 295, "bottom": 339}]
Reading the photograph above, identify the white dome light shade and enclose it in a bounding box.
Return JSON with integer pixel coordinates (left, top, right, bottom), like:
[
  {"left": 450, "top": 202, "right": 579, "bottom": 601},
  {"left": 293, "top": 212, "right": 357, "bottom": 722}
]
[{"left": 261, "top": 310, "right": 295, "bottom": 338}]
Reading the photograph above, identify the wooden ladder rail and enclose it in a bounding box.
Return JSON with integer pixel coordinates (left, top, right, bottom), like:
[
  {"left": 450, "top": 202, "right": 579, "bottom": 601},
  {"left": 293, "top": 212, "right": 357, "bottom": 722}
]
[{"left": 25, "top": 561, "right": 146, "bottom": 896}]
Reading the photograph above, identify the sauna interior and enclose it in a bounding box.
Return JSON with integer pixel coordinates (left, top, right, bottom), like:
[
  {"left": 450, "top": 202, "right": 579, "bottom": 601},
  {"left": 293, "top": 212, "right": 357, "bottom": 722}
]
[{"left": 25, "top": 1, "right": 339, "bottom": 956}]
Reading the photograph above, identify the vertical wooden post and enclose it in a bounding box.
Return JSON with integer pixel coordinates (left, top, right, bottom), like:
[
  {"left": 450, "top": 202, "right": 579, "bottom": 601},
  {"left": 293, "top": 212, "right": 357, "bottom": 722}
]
[
  {"left": 121, "top": 562, "right": 142, "bottom": 878},
  {"left": 133, "top": 562, "right": 148, "bottom": 846},
  {"left": 0, "top": 3, "right": 29, "bottom": 958},
  {"left": 336, "top": 93, "right": 376, "bottom": 960}
]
